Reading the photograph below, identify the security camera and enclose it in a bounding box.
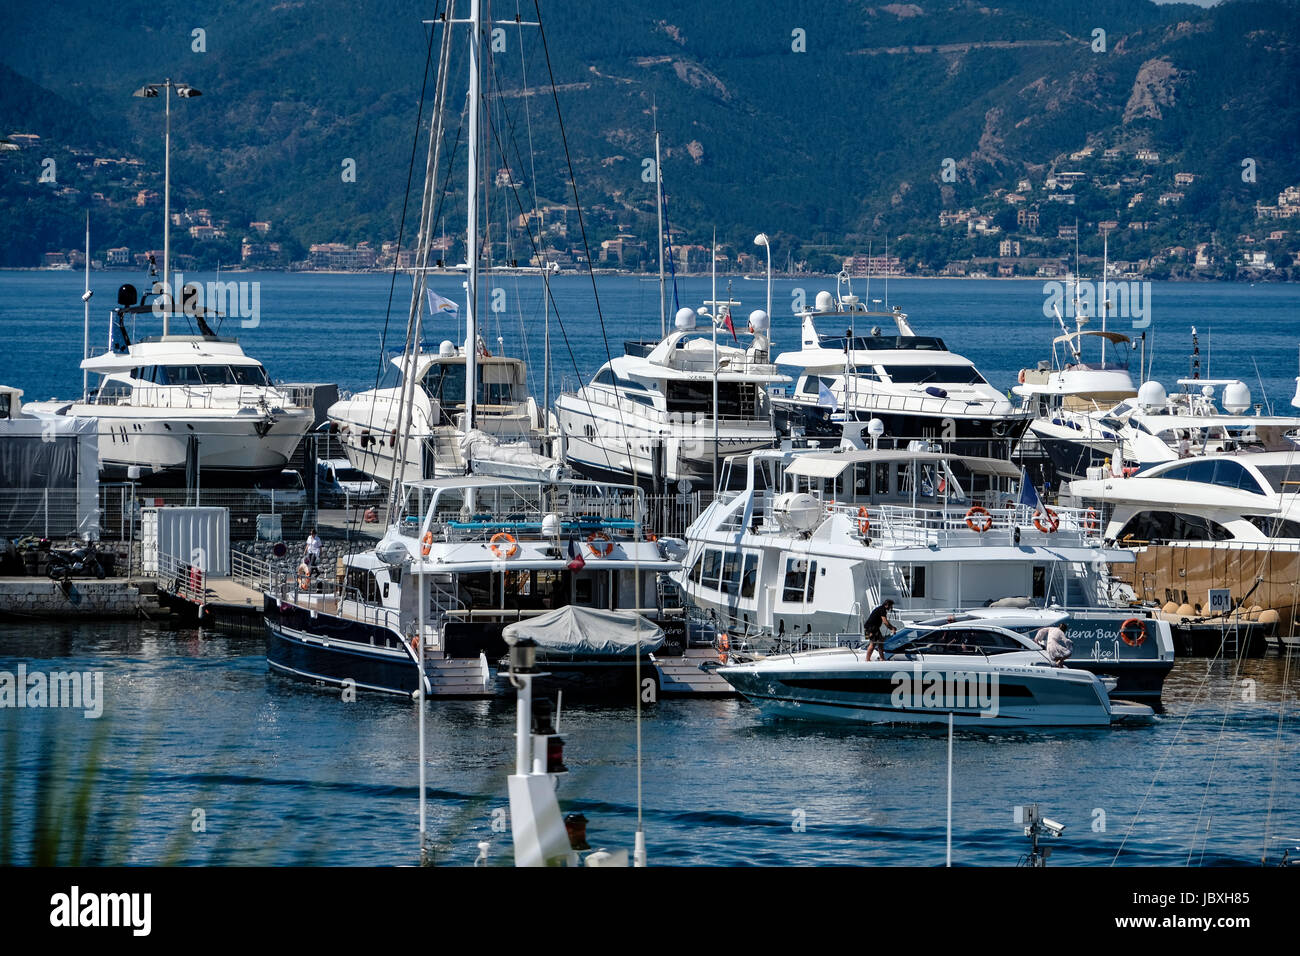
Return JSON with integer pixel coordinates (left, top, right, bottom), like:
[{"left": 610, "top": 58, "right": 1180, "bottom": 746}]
[{"left": 1042, "top": 818, "right": 1066, "bottom": 837}]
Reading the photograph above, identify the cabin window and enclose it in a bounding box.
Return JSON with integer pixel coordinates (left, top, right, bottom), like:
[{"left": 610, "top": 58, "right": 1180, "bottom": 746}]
[
  {"left": 805, "top": 561, "right": 818, "bottom": 603},
  {"left": 345, "top": 568, "right": 382, "bottom": 603},
  {"left": 1117, "top": 511, "right": 1233, "bottom": 544},
  {"left": 690, "top": 553, "right": 704, "bottom": 584},
  {"left": 593, "top": 369, "right": 616, "bottom": 387},
  {"left": 1032, "top": 566, "right": 1046, "bottom": 600},
  {"left": 881, "top": 365, "right": 987, "bottom": 385},
  {"left": 902, "top": 565, "right": 926, "bottom": 598},
  {"left": 721, "top": 552, "right": 740, "bottom": 595},
  {"left": 782, "top": 559, "right": 808, "bottom": 603},
  {"left": 1247, "top": 516, "right": 1300, "bottom": 538},
  {"left": 231, "top": 365, "right": 270, "bottom": 385},
  {"left": 1159, "top": 459, "right": 1265, "bottom": 496},
  {"left": 422, "top": 363, "right": 467, "bottom": 407},
  {"left": 702, "top": 549, "right": 723, "bottom": 590},
  {"left": 198, "top": 365, "right": 238, "bottom": 385},
  {"left": 740, "top": 553, "right": 758, "bottom": 599},
  {"left": 1256, "top": 465, "right": 1300, "bottom": 496}
]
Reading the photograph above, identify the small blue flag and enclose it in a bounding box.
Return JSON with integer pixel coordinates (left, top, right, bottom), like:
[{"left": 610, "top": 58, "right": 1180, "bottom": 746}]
[{"left": 1018, "top": 467, "right": 1044, "bottom": 512}]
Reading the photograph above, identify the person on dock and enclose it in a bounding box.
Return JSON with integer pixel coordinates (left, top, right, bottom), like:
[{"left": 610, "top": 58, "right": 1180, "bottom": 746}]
[{"left": 863, "top": 599, "right": 897, "bottom": 661}]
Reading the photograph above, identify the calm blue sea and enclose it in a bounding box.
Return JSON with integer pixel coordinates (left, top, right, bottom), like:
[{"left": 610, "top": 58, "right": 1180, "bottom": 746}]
[
  {"left": 0, "top": 620, "right": 1296, "bottom": 867},
  {"left": 2, "top": 271, "right": 1298, "bottom": 410}
]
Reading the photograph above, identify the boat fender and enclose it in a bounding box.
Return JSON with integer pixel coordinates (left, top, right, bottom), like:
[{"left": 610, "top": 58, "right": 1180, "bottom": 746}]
[{"left": 421, "top": 531, "right": 433, "bottom": 557}]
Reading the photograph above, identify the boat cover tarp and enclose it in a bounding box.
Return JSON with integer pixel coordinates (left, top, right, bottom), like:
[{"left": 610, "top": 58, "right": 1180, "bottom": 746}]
[
  {"left": 502, "top": 606, "right": 665, "bottom": 658},
  {"left": 0, "top": 416, "right": 100, "bottom": 537}
]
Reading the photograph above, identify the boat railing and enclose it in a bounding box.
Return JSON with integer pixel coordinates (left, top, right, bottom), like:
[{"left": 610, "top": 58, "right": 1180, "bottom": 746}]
[
  {"left": 825, "top": 501, "right": 1105, "bottom": 548},
  {"left": 97, "top": 382, "right": 315, "bottom": 411},
  {"left": 851, "top": 389, "right": 1012, "bottom": 418}
]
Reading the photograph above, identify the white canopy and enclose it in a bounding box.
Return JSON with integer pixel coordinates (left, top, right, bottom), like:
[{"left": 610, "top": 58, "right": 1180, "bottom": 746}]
[{"left": 502, "top": 606, "right": 665, "bottom": 658}]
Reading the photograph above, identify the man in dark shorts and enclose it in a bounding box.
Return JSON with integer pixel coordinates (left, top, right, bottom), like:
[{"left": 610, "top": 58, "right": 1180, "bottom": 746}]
[{"left": 863, "top": 599, "right": 897, "bottom": 661}]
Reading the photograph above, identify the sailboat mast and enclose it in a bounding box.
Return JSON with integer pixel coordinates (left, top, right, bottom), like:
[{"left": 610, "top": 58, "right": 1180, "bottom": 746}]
[
  {"left": 655, "top": 112, "right": 665, "bottom": 339},
  {"left": 464, "top": 0, "right": 482, "bottom": 432},
  {"left": 83, "top": 212, "right": 90, "bottom": 402}
]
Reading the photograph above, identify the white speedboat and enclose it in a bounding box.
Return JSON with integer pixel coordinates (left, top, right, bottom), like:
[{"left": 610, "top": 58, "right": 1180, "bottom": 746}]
[
  {"left": 25, "top": 284, "right": 313, "bottom": 483},
  {"left": 555, "top": 304, "right": 788, "bottom": 491},
  {"left": 719, "top": 621, "right": 1153, "bottom": 727},
  {"left": 770, "top": 281, "right": 1027, "bottom": 458}
]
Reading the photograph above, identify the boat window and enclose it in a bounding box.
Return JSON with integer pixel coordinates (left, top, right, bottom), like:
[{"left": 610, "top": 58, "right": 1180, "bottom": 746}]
[
  {"left": 722, "top": 552, "right": 740, "bottom": 595},
  {"left": 593, "top": 369, "right": 616, "bottom": 387},
  {"left": 782, "top": 558, "right": 809, "bottom": 603},
  {"left": 1158, "top": 459, "right": 1265, "bottom": 495},
  {"left": 880, "top": 365, "right": 987, "bottom": 385},
  {"left": 422, "top": 363, "right": 467, "bottom": 407},
  {"left": 805, "top": 561, "right": 818, "bottom": 603},
  {"left": 614, "top": 376, "right": 655, "bottom": 407},
  {"left": 902, "top": 565, "right": 926, "bottom": 598},
  {"left": 798, "top": 375, "right": 836, "bottom": 396},
  {"left": 740, "top": 553, "right": 758, "bottom": 598},
  {"left": 666, "top": 381, "right": 749, "bottom": 417},
  {"left": 1117, "top": 510, "right": 1233, "bottom": 544},
  {"left": 702, "top": 549, "right": 723, "bottom": 590},
  {"left": 1254, "top": 465, "right": 1300, "bottom": 496},
  {"left": 689, "top": 552, "right": 704, "bottom": 584},
  {"left": 159, "top": 365, "right": 205, "bottom": 386},
  {"left": 345, "top": 567, "right": 382, "bottom": 603},
  {"left": 231, "top": 365, "right": 270, "bottom": 385},
  {"left": 198, "top": 365, "right": 238, "bottom": 385},
  {"left": 818, "top": 335, "right": 947, "bottom": 352},
  {"left": 1246, "top": 515, "right": 1300, "bottom": 538}
]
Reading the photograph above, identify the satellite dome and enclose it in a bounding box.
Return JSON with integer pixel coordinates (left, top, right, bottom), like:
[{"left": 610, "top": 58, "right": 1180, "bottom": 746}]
[
  {"left": 748, "top": 309, "right": 769, "bottom": 332},
  {"left": 1222, "top": 381, "right": 1251, "bottom": 414},
  {"left": 814, "top": 290, "right": 835, "bottom": 312},
  {"left": 1137, "top": 380, "right": 1167, "bottom": 411},
  {"left": 674, "top": 307, "right": 697, "bottom": 330},
  {"left": 439, "top": 340, "right": 455, "bottom": 357}
]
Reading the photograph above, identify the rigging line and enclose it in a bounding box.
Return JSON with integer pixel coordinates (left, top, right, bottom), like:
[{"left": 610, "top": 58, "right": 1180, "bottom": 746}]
[
  {"left": 1187, "top": 618, "right": 1252, "bottom": 866},
  {"left": 478, "top": 69, "right": 631, "bottom": 478},
  {"left": 1110, "top": 641, "right": 1227, "bottom": 865}
]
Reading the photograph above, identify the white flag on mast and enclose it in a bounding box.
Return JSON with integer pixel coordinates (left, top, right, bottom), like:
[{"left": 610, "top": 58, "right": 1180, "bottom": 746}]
[{"left": 427, "top": 289, "right": 460, "bottom": 318}]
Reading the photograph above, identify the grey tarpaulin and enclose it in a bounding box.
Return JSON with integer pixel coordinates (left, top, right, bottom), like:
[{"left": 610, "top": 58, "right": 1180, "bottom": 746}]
[
  {"left": 0, "top": 416, "right": 100, "bottom": 537},
  {"left": 502, "top": 606, "right": 665, "bottom": 659}
]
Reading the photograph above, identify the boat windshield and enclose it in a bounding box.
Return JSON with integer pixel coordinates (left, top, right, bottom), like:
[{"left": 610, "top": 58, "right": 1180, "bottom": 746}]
[
  {"left": 881, "top": 365, "right": 987, "bottom": 385},
  {"left": 885, "top": 626, "right": 1030, "bottom": 656}
]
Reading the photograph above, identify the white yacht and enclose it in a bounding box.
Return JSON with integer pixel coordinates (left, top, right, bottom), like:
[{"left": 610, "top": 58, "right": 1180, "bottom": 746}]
[
  {"left": 1068, "top": 450, "right": 1300, "bottom": 647},
  {"left": 555, "top": 304, "right": 788, "bottom": 491},
  {"left": 329, "top": 343, "right": 546, "bottom": 486},
  {"left": 674, "top": 431, "right": 1174, "bottom": 702},
  {"left": 719, "top": 622, "right": 1153, "bottom": 727},
  {"left": 26, "top": 284, "right": 312, "bottom": 483},
  {"left": 770, "top": 284, "right": 1028, "bottom": 458},
  {"left": 1058, "top": 378, "right": 1300, "bottom": 479},
  {"left": 1013, "top": 327, "right": 1139, "bottom": 482}
]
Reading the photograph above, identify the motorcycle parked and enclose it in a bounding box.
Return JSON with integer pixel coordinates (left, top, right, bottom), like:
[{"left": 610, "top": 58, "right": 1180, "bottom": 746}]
[{"left": 45, "top": 539, "right": 109, "bottom": 580}]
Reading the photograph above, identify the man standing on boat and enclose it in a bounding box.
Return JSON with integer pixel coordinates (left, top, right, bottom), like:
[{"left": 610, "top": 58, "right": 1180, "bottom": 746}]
[
  {"left": 863, "top": 599, "right": 897, "bottom": 661},
  {"left": 303, "top": 529, "right": 322, "bottom": 580}
]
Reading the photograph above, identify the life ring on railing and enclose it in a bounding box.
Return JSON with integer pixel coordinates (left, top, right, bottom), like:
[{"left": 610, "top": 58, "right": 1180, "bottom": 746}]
[
  {"left": 647, "top": 532, "right": 658, "bottom": 542},
  {"left": 1084, "top": 508, "right": 1100, "bottom": 532},
  {"left": 1033, "top": 508, "right": 1060, "bottom": 534},
  {"left": 857, "top": 506, "right": 871, "bottom": 536},
  {"left": 490, "top": 532, "right": 519, "bottom": 559},
  {"left": 1017, "top": 368, "right": 1027, "bottom": 385},
  {"left": 296, "top": 564, "right": 311, "bottom": 590},
  {"left": 1120, "top": 617, "right": 1147, "bottom": 647},
  {"left": 420, "top": 531, "right": 433, "bottom": 556},
  {"left": 718, "top": 632, "right": 730, "bottom": 665},
  {"left": 965, "top": 505, "right": 993, "bottom": 533},
  {"left": 587, "top": 531, "right": 614, "bottom": 557}
]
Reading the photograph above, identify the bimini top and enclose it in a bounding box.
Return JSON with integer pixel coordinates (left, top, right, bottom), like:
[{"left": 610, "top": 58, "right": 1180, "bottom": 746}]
[
  {"left": 1053, "top": 329, "right": 1132, "bottom": 347},
  {"left": 783, "top": 448, "right": 1021, "bottom": 480}
]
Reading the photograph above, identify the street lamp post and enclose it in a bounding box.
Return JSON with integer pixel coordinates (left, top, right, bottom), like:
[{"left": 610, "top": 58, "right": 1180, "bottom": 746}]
[{"left": 134, "top": 79, "right": 201, "bottom": 335}]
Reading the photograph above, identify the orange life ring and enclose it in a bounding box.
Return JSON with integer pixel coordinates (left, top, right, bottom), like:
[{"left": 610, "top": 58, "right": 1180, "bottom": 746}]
[
  {"left": 1120, "top": 618, "right": 1147, "bottom": 647},
  {"left": 718, "top": 632, "right": 730, "bottom": 665},
  {"left": 647, "top": 532, "right": 658, "bottom": 542},
  {"left": 411, "top": 633, "right": 420, "bottom": 655},
  {"left": 296, "top": 565, "right": 311, "bottom": 590},
  {"left": 1017, "top": 368, "right": 1026, "bottom": 385},
  {"left": 857, "top": 506, "right": 871, "bottom": 535},
  {"left": 965, "top": 505, "right": 993, "bottom": 533},
  {"left": 1033, "top": 508, "right": 1060, "bottom": 534},
  {"left": 421, "top": 530, "right": 433, "bottom": 556},
  {"left": 587, "top": 531, "right": 614, "bottom": 557},
  {"left": 490, "top": 532, "right": 519, "bottom": 559},
  {"left": 1084, "top": 508, "right": 1099, "bottom": 532}
]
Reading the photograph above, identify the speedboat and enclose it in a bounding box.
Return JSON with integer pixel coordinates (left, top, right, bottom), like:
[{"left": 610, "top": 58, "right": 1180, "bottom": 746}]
[{"left": 718, "top": 621, "right": 1154, "bottom": 727}]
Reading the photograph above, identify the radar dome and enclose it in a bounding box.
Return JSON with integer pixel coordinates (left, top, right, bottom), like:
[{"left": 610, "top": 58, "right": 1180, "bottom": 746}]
[
  {"left": 814, "top": 291, "right": 835, "bottom": 312},
  {"left": 867, "top": 418, "right": 886, "bottom": 438},
  {"left": 541, "top": 513, "right": 562, "bottom": 538},
  {"left": 1222, "top": 381, "right": 1251, "bottom": 414},
  {"left": 439, "top": 340, "right": 455, "bottom": 357},
  {"left": 1137, "top": 380, "right": 1167, "bottom": 411},
  {"left": 748, "top": 309, "right": 769, "bottom": 332},
  {"left": 674, "top": 307, "right": 697, "bottom": 330}
]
